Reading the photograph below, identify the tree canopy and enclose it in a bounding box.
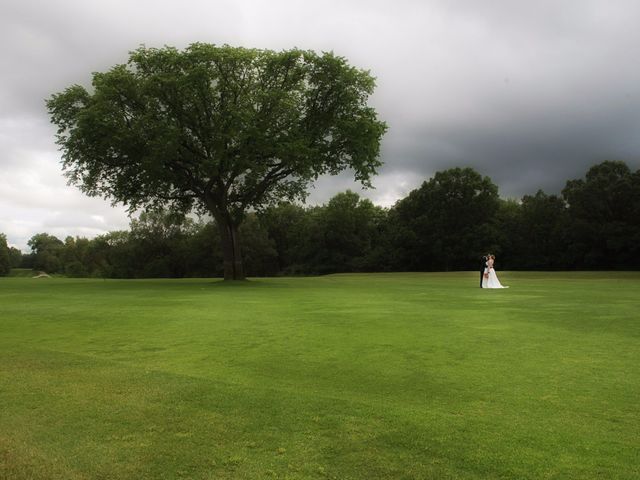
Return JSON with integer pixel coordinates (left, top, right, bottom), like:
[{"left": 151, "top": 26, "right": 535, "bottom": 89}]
[
  {"left": 387, "top": 168, "right": 500, "bottom": 270},
  {"left": 562, "top": 161, "right": 640, "bottom": 267},
  {"left": 0, "top": 233, "right": 10, "bottom": 276},
  {"left": 6, "top": 162, "right": 640, "bottom": 278},
  {"left": 47, "top": 43, "right": 387, "bottom": 279}
]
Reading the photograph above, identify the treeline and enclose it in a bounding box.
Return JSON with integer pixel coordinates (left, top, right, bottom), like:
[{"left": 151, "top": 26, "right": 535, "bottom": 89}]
[{"left": 2, "top": 160, "right": 639, "bottom": 277}]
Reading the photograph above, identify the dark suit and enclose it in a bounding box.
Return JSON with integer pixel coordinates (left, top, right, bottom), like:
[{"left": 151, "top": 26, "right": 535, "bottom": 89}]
[{"left": 480, "top": 256, "right": 487, "bottom": 288}]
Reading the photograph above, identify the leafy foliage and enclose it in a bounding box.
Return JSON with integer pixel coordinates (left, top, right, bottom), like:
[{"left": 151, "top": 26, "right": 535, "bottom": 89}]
[
  {"left": 27, "top": 233, "right": 65, "bottom": 273},
  {"left": 387, "top": 168, "right": 500, "bottom": 270},
  {"left": 0, "top": 234, "right": 10, "bottom": 276},
  {"left": 7, "top": 161, "right": 640, "bottom": 277},
  {"left": 562, "top": 161, "right": 640, "bottom": 267},
  {"left": 47, "top": 43, "right": 387, "bottom": 279}
]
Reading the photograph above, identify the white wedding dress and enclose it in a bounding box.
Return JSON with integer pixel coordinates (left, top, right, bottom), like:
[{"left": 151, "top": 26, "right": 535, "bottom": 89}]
[{"left": 482, "top": 262, "right": 509, "bottom": 289}]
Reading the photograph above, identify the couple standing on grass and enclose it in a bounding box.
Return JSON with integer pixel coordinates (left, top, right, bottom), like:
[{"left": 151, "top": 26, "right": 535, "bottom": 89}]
[{"left": 480, "top": 254, "right": 509, "bottom": 289}]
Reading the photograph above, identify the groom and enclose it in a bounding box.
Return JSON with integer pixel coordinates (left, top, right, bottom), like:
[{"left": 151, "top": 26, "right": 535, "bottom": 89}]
[{"left": 480, "top": 254, "right": 488, "bottom": 288}]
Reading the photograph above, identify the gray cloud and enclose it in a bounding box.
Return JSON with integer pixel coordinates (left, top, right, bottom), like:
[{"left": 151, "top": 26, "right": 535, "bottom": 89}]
[{"left": 2, "top": 0, "right": 640, "bottom": 249}]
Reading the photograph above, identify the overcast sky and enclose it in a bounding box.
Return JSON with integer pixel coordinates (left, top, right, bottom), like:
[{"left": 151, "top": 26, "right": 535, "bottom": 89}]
[{"left": 2, "top": 0, "right": 640, "bottom": 250}]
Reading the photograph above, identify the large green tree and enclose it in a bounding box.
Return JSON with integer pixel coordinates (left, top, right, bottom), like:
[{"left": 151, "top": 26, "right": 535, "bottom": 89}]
[
  {"left": 562, "top": 161, "right": 640, "bottom": 267},
  {"left": 47, "top": 43, "right": 387, "bottom": 280},
  {"left": 309, "top": 191, "right": 386, "bottom": 273},
  {"left": 27, "top": 233, "right": 64, "bottom": 274},
  {"left": 388, "top": 168, "right": 500, "bottom": 271},
  {"left": 258, "top": 202, "right": 310, "bottom": 273}
]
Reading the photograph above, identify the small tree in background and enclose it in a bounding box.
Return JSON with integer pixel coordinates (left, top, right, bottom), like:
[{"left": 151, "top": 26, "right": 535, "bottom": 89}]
[
  {"left": 27, "top": 233, "right": 65, "bottom": 274},
  {"left": 0, "top": 234, "right": 11, "bottom": 276},
  {"left": 8, "top": 246, "right": 23, "bottom": 269}
]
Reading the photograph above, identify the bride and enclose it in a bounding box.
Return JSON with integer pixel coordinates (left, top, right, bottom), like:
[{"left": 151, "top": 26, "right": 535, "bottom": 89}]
[{"left": 482, "top": 254, "right": 509, "bottom": 289}]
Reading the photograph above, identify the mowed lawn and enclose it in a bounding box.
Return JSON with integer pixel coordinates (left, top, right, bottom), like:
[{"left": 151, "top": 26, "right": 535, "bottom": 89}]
[{"left": 0, "top": 272, "right": 638, "bottom": 479}]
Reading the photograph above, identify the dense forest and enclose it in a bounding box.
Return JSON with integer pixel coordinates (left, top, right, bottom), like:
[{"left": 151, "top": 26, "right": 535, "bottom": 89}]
[{"left": 1, "top": 160, "right": 639, "bottom": 277}]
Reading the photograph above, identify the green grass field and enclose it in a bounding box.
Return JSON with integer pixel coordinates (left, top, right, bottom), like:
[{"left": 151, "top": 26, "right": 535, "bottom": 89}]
[{"left": 1, "top": 272, "right": 639, "bottom": 479}]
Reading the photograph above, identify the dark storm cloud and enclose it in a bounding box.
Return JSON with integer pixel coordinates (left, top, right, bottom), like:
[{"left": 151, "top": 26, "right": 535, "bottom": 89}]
[
  {"left": 387, "top": 92, "right": 640, "bottom": 198},
  {"left": 364, "top": 0, "right": 640, "bottom": 198},
  {"left": 2, "top": 0, "right": 640, "bottom": 247}
]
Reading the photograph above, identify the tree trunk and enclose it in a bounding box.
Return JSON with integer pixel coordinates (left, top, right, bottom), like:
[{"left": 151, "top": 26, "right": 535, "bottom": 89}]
[{"left": 216, "top": 216, "right": 245, "bottom": 281}]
